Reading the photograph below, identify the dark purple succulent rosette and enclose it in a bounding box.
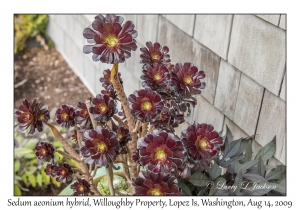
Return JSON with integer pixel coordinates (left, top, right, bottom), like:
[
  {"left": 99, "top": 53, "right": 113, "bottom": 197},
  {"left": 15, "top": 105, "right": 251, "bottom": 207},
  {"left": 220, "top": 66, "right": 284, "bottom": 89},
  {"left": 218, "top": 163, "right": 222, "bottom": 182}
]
[
  {"left": 175, "top": 158, "right": 196, "bottom": 180},
  {"left": 132, "top": 167, "right": 181, "bottom": 196},
  {"left": 56, "top": 104, "right": 76, "bottom": 129},
  {"left": 53, "top": 162, "right": 74, "bottom": 183},
  {"left": 149, "top": 108, "right": 171, "bottom": 129},
  {"left": 135, "top": 130, "right": 184, "bottom": 173},
  {"left": 128, "top": 88, "right": 164, "bottom": 123},
  {"left": 169, "top": 107, "right": 185, "bottom": 129},
  {"left": 83, "top": 14, "right": 138, "bottom": 64},
  {"left": 99, "top": 69, "right": 123, "bottom": 91},
  {"left": 115, "top": 126, "right": 131, "bottom": 152},
  {"left": 141, "top": 63, "right": 170, "bottom": 91},
  {"left": 15, "top": 98, "right": 50, "bottom": 134},
  {"left": 140, "top": 41, "right": 171, "bottom": 68},
  {"left": 80, "top": 126, "right": 119, "bottom": 167},
  {"left": 89, "top": 94, "right": 117, "bottom": 124},
  {"left": 101, "top": 89, "right": 117, "bottom": 101},
  {"left": 181, "top": 122, "right": 224, "bottom": 163},
  {"left": 35, "top": 141, "right": 55, "bottom": 162},
  {"left": 132, "top": 147, "right": 141, "bottom": 165},
  {"left": 170, "top": 62, "right": 206, "bottom": 99},
  {"left": 75, "top": 102, "right": 91, "bottom": 128},
  {"left": 44, "top": 163, "right": 55, "bottom": 176},
  {"left": 70, "top": 178, "right": 91, "bottom": 196}
]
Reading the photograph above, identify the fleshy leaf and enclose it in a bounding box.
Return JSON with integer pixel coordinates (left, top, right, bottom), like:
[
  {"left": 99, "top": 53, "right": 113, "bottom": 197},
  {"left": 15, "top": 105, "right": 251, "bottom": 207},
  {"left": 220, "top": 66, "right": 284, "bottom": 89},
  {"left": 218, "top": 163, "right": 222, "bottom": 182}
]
[
  {"left": 255, "top": 136, "right": 276, "bottom": 161},
  {"left": 189, "top": 172, "right": 210, "bottom": 187}
]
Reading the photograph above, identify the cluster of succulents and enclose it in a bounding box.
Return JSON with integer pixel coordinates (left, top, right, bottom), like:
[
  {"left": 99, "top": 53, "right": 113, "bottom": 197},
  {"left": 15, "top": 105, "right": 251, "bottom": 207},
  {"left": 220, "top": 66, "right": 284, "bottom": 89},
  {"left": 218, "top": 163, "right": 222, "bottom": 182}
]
[{"left": 14, "top": 14, "right": 285, "bottom": 196}]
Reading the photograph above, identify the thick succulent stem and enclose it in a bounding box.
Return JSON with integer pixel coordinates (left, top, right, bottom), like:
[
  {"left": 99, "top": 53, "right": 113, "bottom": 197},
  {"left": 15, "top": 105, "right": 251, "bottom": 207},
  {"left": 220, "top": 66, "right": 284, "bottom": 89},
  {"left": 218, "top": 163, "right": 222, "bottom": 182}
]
[
  {"left": 113, "top": 115, "right": 128, "bottom": 128},
  {"left": 85, "top": 100, "right": 97, "bottom": 129},
  {"left": 110, "top": 64, "right": 138, "bottom": 193},
  {"left": 111, "top": 64, "right": 138, "bottom": 178},
  {"left": 44, "top": 122, "right": 101, "bottom": 195},
  {"left": 44, "top": 122, "right": 80, "bottom": 160},
  {"left": 141, "top": 122, "right": 148, "bottom": 137},
  {"left": 106, "top": 164, "right": 115, "bottom": 196}
]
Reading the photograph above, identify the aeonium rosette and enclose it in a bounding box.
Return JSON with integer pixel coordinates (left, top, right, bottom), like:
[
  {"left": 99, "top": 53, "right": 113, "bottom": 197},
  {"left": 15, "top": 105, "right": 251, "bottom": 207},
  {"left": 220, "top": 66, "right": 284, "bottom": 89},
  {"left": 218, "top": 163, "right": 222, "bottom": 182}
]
[
  {"left": 15, "top": 98, "right": 50, "bottom": 134},
  {"left": 140, "top": 63, "right": 170, "bottom": 91},
  {"left": 170, "top": 62, "right": 206, "bottom": 99},
  {"left": 53, "top": 162, "right": 74, "bottom": 183},
  {"left": 140, "top": 41, "right": 171, "bottom": 68},
  {"left": 35, "top": 141, "right": 55, "bottom": 162},
  {"left": 83, "top": 14, "right": 138, "bottom": 64},
  {"left": 71, "top": 178, "right": 91, "bottom": 196},
  {"left": 133, "top": 129, "right": 184, "bottom": 173},
  {"left": 132, "top": 167, "right": 181, "bottom": 196},
  {"left": 74, "top": 102, "right": 91, "bottom": 128},
  {"left": 80, "top": 126, "right": 119, "bottom": 167},
  {"left": 89, "top": 94, "right": 117, "bottom": 124},
  {"left": 55, "top": 104, "right": 76, "bottom": 129},
  {"left": 128, "top": 88, "right": 164, "bottom": 123},
  {"left": 181, "top": 122, "right": 224, "bottom": 163}
]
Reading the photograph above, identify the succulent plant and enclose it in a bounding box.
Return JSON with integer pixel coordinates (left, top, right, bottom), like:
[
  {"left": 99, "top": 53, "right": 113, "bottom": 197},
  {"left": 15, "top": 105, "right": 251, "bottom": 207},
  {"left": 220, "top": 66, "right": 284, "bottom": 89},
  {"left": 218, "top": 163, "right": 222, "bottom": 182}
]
[
  {"left": 80, "top": 126, "right": 119, "bottom": 167},
  {"left": 83, "top": 14, "right": 138, "bottom": 64}
]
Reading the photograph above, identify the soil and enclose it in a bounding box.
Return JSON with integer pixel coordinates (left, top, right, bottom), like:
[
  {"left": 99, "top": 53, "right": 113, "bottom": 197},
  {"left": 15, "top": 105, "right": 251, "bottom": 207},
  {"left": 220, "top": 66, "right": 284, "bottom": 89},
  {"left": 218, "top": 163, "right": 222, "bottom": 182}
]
[{"left": 14, "top": 45, "right": 93, "bottom": 110}]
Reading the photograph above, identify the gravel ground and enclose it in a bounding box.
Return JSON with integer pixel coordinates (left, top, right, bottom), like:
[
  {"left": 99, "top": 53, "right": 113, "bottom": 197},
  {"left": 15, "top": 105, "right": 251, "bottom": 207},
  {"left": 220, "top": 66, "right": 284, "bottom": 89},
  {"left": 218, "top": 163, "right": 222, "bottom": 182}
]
[{"left": 14, "top": 46, "right": 93, "bottom": 110}]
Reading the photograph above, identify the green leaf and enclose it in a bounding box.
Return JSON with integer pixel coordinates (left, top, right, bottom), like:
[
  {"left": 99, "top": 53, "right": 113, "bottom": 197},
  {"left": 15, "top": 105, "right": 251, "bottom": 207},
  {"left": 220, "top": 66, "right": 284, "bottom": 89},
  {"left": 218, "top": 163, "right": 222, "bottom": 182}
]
[
  {"left": 42, "top": 171, "right": 51, "bottom": 185},
  {"left": 243, "top": 173, "right": 268, "bottom": 183},
  {"left": 15, "top": 148, "right": 33, "bottom": 157},
  {"left": 240, "top": 139, "right": 252, "bottom": 164},
  {"left": 28, "top": 166, "right": 37, "bottom": 174},
  {"left": 266, "top": 165, "right": 286, "bottom": 181},
  {"left": 14, "top": 160, "right": 21, "bottom": 172},
  {"left": 22, "top": 174, "right": 28, "bottom": 184},
  {"left": 15, "top": 175, "right": 22, "bottom": 181},
  {"left": 232, "top": 160, "right": 259, "bottom": 174},
  {"left": 28, "top": 174, "right": 36, "bottom": 187},
  {"left": 225, "top": 125, "right": 233, "bottom": 143},
  {"left": 209, "top": 177, "right": 226, "bottom": 195},
  {"left": 204, "top": 163, "right": 221, "bottom": 180},
  {"left": 14, "top": 184, "right": 22, "bottom": 196},
  {"left": 65, "top": 158, "right": 80, "bottom": 168},
  {"left": 29, "top": 158, "right": 37, "bottom": 166},
  {"left": 220, "top": 155, "right": 244, "bottom": 168},
  {"left": 232, "top": 171, "right": 243, "bottom": 195},
  {"left": 189, "top": 172, "right": 210, "bottom": 187},
  {"left": 222, "top": 139, "right": 241, "bottom": 162},
  {"left": 52, "top": 140, "right": 63, "bottom": 148},
  {"left": 54, "top": 147, "right": 64, "bottom": 161},
  {"left": 243, "top": 186, "right": 273, "bottom": 196},
  {"left": 234, "top": 137, "right": 253, "bottom": 158},
  {"left": 255, "top": 136, "right": 276, "bottom": 161},
  {"left": 257, "top": 156, "right": 264, "bottom": 177},
  {"left": 214, "top": 189, "right": 229, "bottom": 196},
  {"left": 178, "top": 180, "right": 192, "bottom": 196},
  {"left": 24, "top": 138, "right": 39, "bottom": 149},
  {"left": 51, "top": 177, "right": 61, "bottom": 188},
  {"left": 197, "top": 187, "right": 207, "bottom": 196},
  {"left": 36, "top": 173, "right": 42, "bottom": 187},
  {"left": 24, "top": 153, "right": 36, "bottom": 159}
]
